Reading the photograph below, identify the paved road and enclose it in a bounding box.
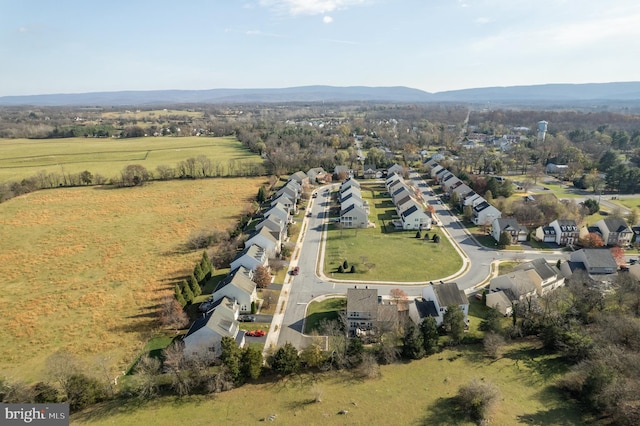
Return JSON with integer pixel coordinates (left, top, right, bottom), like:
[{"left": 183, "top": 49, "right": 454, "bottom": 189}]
[{"left": 271, "top": 174, "right": 571, "bottom": 350}]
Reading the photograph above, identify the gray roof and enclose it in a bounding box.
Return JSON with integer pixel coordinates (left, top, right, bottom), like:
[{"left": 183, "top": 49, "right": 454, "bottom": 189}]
[
  {"left": 214, "top": 266, "right": 256, "bottom": 295},
  {"left": 555, "top": 219, "right": 578, "bottom": 232},
  {"left": 602, "top": 217, "right": 631, "bottom": 233},
  {"left": 541, "top": 226, "right": 556, "bottom": 235},
  {"left": 347, "top": 288, "right": 378, "bottom": 313},
  {"left": 514, "top": 258, "right": 557, "bottom": 281},
  {"left": 495, "top": 218, "right": 526, "bottom": 232},
  {"left": 579, "top": 248, "right": 618, "bottom": 269},
  {"left": 433, "top": 282, "right": 467, "bottom": 306}
]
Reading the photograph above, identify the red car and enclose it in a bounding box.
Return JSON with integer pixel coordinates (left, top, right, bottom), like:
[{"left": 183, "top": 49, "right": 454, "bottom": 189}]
[{"left": 246, "top": 329, "right": 265, "bottom": 337}]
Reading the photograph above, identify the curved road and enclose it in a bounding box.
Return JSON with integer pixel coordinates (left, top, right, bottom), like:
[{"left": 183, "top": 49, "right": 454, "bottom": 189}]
[{"left": 266, "top": 173, "right": 570, "bottom": 352}]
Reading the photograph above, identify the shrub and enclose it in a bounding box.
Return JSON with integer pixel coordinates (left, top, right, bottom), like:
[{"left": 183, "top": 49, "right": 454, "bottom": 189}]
[
  {"left": 64, "top": 374, "right": 108, "bottom": 412},
  {"left": 455, "top": 379, "right": 499, "bottom": 423},
  {"left": 338, "top": 265, "right": 344, "bottom": 273},
  {"left": 350, "top": 265, "right": 356, "bottom": 273},
  {"left": 343, "top": 259, "right": 349, "bottom": 270},
  {"left": 416, "top": 230, "right": 422, "bottom": 239}
]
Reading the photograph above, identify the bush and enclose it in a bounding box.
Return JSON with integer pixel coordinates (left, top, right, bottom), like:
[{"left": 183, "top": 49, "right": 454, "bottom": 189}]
[
  {"left": 455, "top": 379, "right": 499, "bottom": 423},
  {"left": 350, "top": 265, "right": 356, "bottom": 273},
  {"left": 338, "top": 265, "right": 344, "bottom": 273},
  {"left": 64, "top": 374, "right": 108, "bottom": 412},
  {"left": 343, "top": 259, "right": 349, "bottom": 270}
]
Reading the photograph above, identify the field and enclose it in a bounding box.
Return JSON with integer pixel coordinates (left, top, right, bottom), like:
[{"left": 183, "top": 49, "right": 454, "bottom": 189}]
[
  {"left": 0, "top": 177, "right": 266, "bottom": 383},
  {"left": 0, "top": 136, "right": 263, "bottom": 183},
  {"left": 324, "top": 185, "right": 463, "bottom": 282},
  {"left": 71, "top": 341, "right": 583, "bottom": 426}
]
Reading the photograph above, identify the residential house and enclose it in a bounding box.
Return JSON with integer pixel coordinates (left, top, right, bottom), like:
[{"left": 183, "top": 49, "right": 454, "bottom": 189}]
[
  {"left": 306, "top": 167, "right": 326, "bottom": 184},
  {"left": 362, "top": 164, "right": 379, "bottom": 179},
  {"left": 473, "top": 200, "right": 502, "bottom": 226},
  {"left": 430, "top": 164, "right": 444, "bottom": 179},
  {"left": 401, "top": 204, "right": 432, "bottom": 230},
  {"left": 408, "top": 282, "right": 469, "bottom": 326},
  {"left": 442, "top": 175, "right": 462, "bottom": 193},
  {"left": 263, "top": 203, "right": 290, "bottom": 224},
  {"left": 567, "top": 248, "right": 618, "bottom": 275},
  {"left": 255, "top": 216, "right": 287, "bottom": 243},
  {"left": 451, "top": 183, "right": 473, "bottom": 200},
  {"left": 486, "top": 271, "right": 538, "bottom": 316},
  {"left": 244, "top": 226, "right": 280, "bottom": 257},
  {"left": 534, "top": 225, "right": 557, "bottom": 243},
  {"left": 334, "top": 165, "right": 352, "bottom": 180},
  {"left": 434, "top": 168, "right": 450, "bottom": 183},
  {"left": 594, "top": 218, "right": 633, "bottom": 246},
  {"left": 462, "top": 191, "right": 483, "bottom": 208},
  {"left": 491, "top": 218, "right": 528, "bottom": 244},
  {"left": 385, "top": 172, "right": 402, "bottom": 188},
  {"left": 392, "top": 185, "right": 413, "bottom": 205},
  {"left": 212, "top": 266, "right": 258, "bottom": 313},
  {"left": 288, "top": 170, "right": 309, "bottom": 186},
  {"left": 270, "top": 194, "right": 295, "bottom": 213},
  {"left": 182, "top": 297, "right": 244, "bottom": 358},
  {"left": 340, "top": 203, "right": 368, "bottom": 228},
  {"left": 387, "top": 164, "right": 405, "bottom": 177},
  {"left": 513, "top": 258, "right": 565, "bottom": 295},
  {"left": 546, "top": 163, "right": 569, "bottom": 176},
  {"left": 549, "top": 219, "right": 579, "bottom": 246},
  {"left": 275, "top": 184, "right": 299, "bottom": 204},
  {"left": 425, "top": 158, "right": 439, "bottom": 169},
  {"left": 346, "top": 288, "right": 379, "bottom": 336},
  {"left": 230, "top": 244, "right": 269, "bottom": 272},
  {"left": 340, "top": 177, "right": 361, "bottom": 192}
]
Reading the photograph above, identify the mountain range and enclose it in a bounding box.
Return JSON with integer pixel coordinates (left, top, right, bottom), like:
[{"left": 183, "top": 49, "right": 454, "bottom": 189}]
[{"left": 0, "top": 82, "right": 639, "bottom": 107}]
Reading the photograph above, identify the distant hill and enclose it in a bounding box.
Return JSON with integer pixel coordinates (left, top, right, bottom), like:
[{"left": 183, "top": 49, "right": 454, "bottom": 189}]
[{"left": 0, "top": 82, "right": 639, "bottom": 106}]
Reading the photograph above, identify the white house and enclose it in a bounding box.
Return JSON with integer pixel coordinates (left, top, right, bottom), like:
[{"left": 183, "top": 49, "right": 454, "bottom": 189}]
[
  {"left": 182, "top": 297, "right": 245, "bottom": 358},
  {"left": 409, "top": 282, "right": 469, "bottom": 326},
  {"left": 263, "top": 203, "right": 290, "bottom": 224},
  {"left": 401, "top": 204, "right": 432, "bottom": 230},
  {"left": 387, "top": 163, "right": 405, "bottom": 177},
  {"left": 255, "top": 216, "right": 287, "bottom": 243},
  {"left": 473, "top": 200, "right": 502, "bottom": 226},
  {"left": 340, "top": 203, "right": 368, "bottom": 228},
  {"left": 491, "top": 218, "right": 527, "bottom": 244},
  {"left": 270, "top": 194, "right": 295, "bottom": 213},
  {"left": 244, "top": 226, "right": 280, "bottom": 257},
  {"left": 230, "top": 244, "right": 269, "bottom": 272},
  {"left": 212, "top": 266, "right": 258, "bottom": 313}
]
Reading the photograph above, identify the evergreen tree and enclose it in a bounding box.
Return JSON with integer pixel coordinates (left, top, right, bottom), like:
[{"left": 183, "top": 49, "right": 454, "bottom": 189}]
[
  {"left": 350, "top": 265, "right": 356, "bottom": 273},
  {"left": 200, "top": 251, "right": 213, "bottom": 279},
  {"left": 416, "top": 230, "right": 422, "bottom": 238},
  {"left": 442, "top": 305, "right": 466, "bottom": 344},
  {"left": 338, "top": 264, "right": 344, "bottom": 273},
  {"left": 220, "top": 336, "right": 242, "bottom": 383},
  {"left": 194, "top": 263, "right": 205, "bottom": 284},
  {"left": 271, "top": 342, "right": 300, "bottom": 376},
  {"left": 241, "top": 346, "right": 263, "bottom": 380},
  {"left": 479, "top": 308, "right": 502, "bottom": 334},
  {"left": 182, "top": 280, "right": 195, "bottom": 304},
  {"left": 347, "top": 337, "right": 364, "bottom": 367},
  {"left": 420, "top": 316, "right": 440, "bottom": 355},
  {"left": 188, "top": 274, "right": 201, "bottom": 297},
  {"left": 498, "top": 231, "right": 512, "bottom": 249},
  {"left": 257, "top": 185, "right": 268, "bottom": 203},
  {"left": 402, "top": 323, "right": 425, "bottom": 359},
  {"left": 343, "top": 259, "right": 349, "bottom": 270}
]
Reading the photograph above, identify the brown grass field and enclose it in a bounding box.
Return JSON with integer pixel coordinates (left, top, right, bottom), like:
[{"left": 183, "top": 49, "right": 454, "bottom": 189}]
[{"left": 0, "top": 177, "right": 266, "bottom": 383}]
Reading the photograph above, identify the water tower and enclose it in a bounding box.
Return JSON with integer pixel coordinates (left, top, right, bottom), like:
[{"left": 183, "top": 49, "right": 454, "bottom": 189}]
[{"left": 537, "top": 120, "right": 548, "bottom": 143}]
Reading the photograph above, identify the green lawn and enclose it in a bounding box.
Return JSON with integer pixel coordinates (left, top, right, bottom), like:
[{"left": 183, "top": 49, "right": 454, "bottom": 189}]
[
  {"left": 304, "top": 297, "right": 346, "bottom": 334},
  {"left": 324, "top": 185, "right": 463, "bottom": 282},
  {"left": 533, "top": 181, "right": 582, "bottom": 199},
  {"left": 612, "top": 197, "right": 640, "bottom": 210},
  {"left": 0, "top": 136, "right": 264, "bottom": 183}
]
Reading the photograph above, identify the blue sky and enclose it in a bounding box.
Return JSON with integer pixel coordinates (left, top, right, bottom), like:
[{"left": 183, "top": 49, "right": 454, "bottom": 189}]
[{"left": 1, "top": 0, "right": 639, "bottom": 96}]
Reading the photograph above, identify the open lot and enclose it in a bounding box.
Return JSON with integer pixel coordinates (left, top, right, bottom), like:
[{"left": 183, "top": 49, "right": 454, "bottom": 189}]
[
  {"left": 0, "top": 136, "right": 263, "bottom": 183},
  {"left": 0, "top": 177, "right": 265, "bottom": 383},
  {"left": 324, "top": 185, "right": 463, "bottom": 282},
  {"left": 73, "top": 324, "right": 583, "bottom": 425}
]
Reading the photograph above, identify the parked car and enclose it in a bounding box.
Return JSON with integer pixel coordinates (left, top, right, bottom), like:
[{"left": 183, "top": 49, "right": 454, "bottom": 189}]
[
  {"left": 312, "top": 192, "right": 318, "bottom": 198},
  {"left": 630, "top": 258, "right": 638, "bottom": 265},
  {"left": 292, "top": 266, "right": 300, "bottom": 275},
  {"left": 246, "top": 329, "right": 265, "bottom": 337},
  {"left": 239, "top": 315, "right": 255, "bottom": 322}
]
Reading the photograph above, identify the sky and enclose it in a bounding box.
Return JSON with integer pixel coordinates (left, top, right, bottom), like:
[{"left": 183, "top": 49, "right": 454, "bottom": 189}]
[{"left": 1, "top": 0, "right": 639, "bottom": 96}]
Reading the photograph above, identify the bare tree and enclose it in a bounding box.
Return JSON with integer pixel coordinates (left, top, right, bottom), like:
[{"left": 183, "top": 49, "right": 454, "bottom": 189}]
[{"left": 159, "top": 295, "right": 189, "bottom": 332}]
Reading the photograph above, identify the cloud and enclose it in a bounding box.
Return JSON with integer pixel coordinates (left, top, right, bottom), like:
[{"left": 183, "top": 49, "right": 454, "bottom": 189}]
[
  {"left": 18, "top": 27, "right": 29, "bottom": 33},
  {"left": 323, "top": 15, "right": 333, "bottom": 23},
  {"left": 259, "top": 0, "right": 368, "bottom": 16}
]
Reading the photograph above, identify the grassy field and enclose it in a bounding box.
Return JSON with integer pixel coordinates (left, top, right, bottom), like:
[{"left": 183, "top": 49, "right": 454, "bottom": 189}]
[
  {"left": 612, "top": 197, "right": 640, "bottom": 210},
  {"left": 99, "top": 109, "right": 203, "bottom": 121},
  {"left": 304, "top": 297, "right": 347, "bottom": 334},
  {"left": 0, "top": 136, "right": 263, "bottom": 183},
  {"left": 323, "top": 185, "right": 463, "bottom": 282},
  {"left": 0, "top": 177, "right": 266, "bottom": 383},
  {"left": 71, "top": 339, "right": 583, "bottom": 426}
]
